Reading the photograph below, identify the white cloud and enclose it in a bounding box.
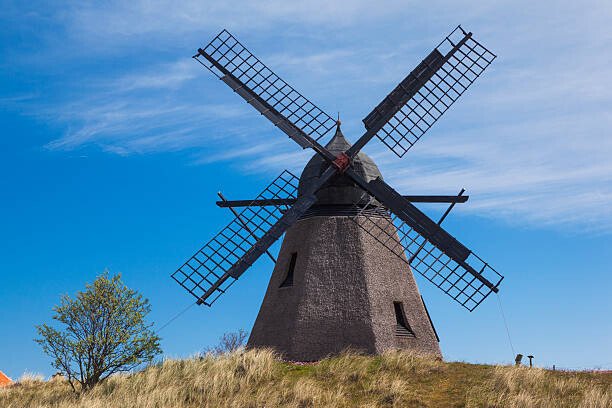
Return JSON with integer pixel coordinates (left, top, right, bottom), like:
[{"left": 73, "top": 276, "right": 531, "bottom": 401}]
[
  {"left": 111, "top": 60, "right": 200, "bottom": 92},
  {"left": 63, "top": 0, "right": 410, "bottom": 39},
  {"left": 8, "top": 0, "right": 612, "bottom": 233},
  {"left": 43, "top": 85, "right": 251, "bottom": 154}
]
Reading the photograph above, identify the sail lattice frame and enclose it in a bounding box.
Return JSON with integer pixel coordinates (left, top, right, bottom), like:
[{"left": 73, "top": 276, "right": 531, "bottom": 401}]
[
  {"left": 348, "top": 196, "right": 503, "bottom": 311},
  {"left": 375, "top": 26, "right": 496, "bottom": 158},
  {"left": 171, "top": 170, "right": 299, "bottom": 306},
  {"left": 195, "top": 29, "right": 337, "bottom": 141}
]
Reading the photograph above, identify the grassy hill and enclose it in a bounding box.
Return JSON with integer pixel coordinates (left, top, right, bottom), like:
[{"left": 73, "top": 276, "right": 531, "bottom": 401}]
[{"left": 1, "top": 350, "right": 610, "bottom": 407}]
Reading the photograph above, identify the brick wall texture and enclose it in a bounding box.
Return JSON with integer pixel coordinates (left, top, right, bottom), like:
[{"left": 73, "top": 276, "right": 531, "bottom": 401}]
[{"left": 248, "top": 215, "right": 442, "bottom": 361}]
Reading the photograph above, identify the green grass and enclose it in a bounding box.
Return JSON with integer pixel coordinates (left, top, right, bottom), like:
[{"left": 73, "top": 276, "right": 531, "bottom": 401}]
[{"left": 1, "top": 349, "right": 610, "bottom": 407}]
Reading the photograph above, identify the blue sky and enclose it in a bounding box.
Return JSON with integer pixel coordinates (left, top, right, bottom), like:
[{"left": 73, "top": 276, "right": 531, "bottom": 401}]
[{"left": 1, "top": 1, "right": 611, "bottom": 379}]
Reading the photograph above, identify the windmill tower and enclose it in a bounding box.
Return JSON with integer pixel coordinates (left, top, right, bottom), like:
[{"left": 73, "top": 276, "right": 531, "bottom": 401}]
[
  {"left": 248, "top": 125, "right": 441, "bottom": 359},
  {"left": 171, "top": 26, "right": 504, "bottom": 360}
]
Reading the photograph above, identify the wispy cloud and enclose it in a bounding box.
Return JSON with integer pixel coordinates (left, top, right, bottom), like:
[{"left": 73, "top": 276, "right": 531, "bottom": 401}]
[
  {"left": 21, "top": 57, "right": 252, "bottom": 154},
  {"left": 44, "top": 97, "right": 249, "bottom": 154},
  {"left": 111, "top": 60, "right": 200, "bottom": 92},
  {"left": 5, "top": 0, "right": 612, "bottom": 233},
  {"left": 62, "top": 1, "right": 410, "bottom": 40}
]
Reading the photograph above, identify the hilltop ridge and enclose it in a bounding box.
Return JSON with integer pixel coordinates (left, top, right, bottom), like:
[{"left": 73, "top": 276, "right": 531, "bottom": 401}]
[{"left": 1, "top": 350, "right": 610, "bottom": 407}]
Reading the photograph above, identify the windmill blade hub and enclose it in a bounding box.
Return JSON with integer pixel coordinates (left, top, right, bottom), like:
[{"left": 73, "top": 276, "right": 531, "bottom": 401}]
[{"left": 297, "top": 126, "right": 383, "bottom": 211}]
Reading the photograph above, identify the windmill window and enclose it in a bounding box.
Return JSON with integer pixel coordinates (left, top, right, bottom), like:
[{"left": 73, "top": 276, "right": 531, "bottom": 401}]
[
  {"left": 279, "top": 252, "right": 297, "bottom": 288},
  {"left": 393, "top": 302, "right": 415, "bottom": 337}
]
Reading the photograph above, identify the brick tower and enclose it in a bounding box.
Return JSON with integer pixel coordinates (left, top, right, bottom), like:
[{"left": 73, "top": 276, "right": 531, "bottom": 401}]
[{"left": 247, "top": 126, "right": 441, "bottom": 360}]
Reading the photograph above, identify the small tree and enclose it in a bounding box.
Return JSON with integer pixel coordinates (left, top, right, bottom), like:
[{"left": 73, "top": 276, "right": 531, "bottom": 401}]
[
  {"left": 205, "top": 329, "right": 249, "bottom": 355},
  {"left": 35, "top": 271, "right": 161, "bottom": 392}
]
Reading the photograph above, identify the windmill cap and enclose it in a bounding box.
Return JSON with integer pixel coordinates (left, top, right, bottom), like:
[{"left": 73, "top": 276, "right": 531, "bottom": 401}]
[{"left": 297, "top": 125, "right": 383, "bottom": 205}]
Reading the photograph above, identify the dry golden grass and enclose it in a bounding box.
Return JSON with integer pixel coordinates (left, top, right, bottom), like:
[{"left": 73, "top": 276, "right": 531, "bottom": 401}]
[{"left": 1, "top": 349, "right": 609, "bottom": 407}]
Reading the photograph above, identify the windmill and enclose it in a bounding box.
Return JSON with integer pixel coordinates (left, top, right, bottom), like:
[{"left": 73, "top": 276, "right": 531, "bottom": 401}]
[{"left": 171, "top": 26, "right": 503, "bottom": 360}]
